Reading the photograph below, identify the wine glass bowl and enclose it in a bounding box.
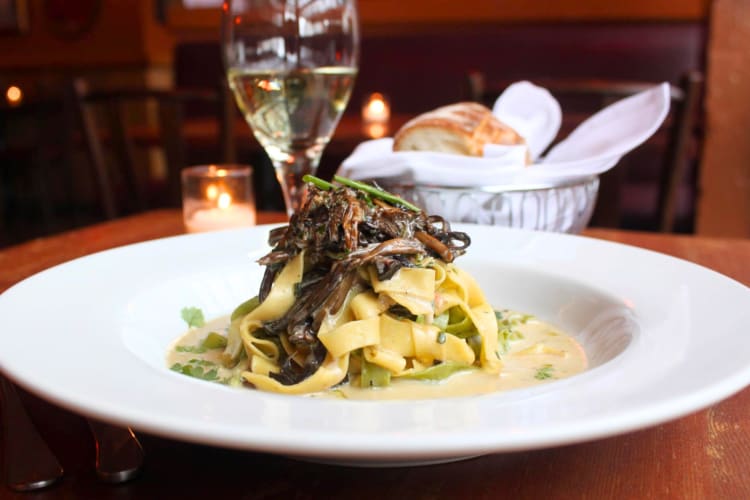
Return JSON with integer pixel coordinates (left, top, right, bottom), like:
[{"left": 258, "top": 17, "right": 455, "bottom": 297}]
[{"left": 222, "top": 0, "right": 360, "bottom": 216}]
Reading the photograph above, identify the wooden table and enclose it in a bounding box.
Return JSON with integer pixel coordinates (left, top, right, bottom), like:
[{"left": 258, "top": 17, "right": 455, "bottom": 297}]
[{"left": 1, "top": 210, "right": 749, "bottom": 498}]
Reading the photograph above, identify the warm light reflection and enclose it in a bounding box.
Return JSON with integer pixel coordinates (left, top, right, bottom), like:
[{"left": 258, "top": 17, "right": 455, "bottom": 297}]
[
  {"left": 217, "top": 192, "right": 232, "bottom": 209},
  {"left": 364, "top": 122, "right": 388, "bottom": 139},
  {"left": 257, "top": 79, "right": 276, "bottom": 92},
  {"left": 6, "top": 85, "right": 22, "bottom": 106}
]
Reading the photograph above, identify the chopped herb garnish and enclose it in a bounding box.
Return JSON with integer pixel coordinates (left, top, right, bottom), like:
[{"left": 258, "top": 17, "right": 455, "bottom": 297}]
[
  {"left": 187, "top": 358, "right": 217, "bottom": 367},
  {"left": 496, "top": 309, "right": 526, "bottom": 354},
  {"left": 170, "top": 362, "right": 219, "bottom": 381},
  {"left": 534, "top": 364, "right": 555, "bottom": 380},
  {"left": 497, "top": 309, "right": 535, "bottom": 328},
  {"left": 175, "top": 345, "right": 207, "bottom": 353},
  {"left": 181, "top": 307, "right": 205, "bottom": 328},
  {"left": 201, "top": 332, "right": 228, "bottom": 349}
]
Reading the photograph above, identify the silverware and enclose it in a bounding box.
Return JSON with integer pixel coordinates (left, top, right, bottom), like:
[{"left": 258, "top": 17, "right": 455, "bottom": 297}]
[
  {"left": 0, "top": 376, "right": 64, "bottom": 492},
  {"left": 87, "top": 418, "right": 144, "bottom": 483}
]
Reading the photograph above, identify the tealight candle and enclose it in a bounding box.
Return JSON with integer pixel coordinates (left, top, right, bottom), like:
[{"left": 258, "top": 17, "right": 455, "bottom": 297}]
[
  {"left": 181, "top": 165, "right": 256, "bottom": 233},
  {"left": 362, "top": 92, "right": 390, "bottom": 138}
]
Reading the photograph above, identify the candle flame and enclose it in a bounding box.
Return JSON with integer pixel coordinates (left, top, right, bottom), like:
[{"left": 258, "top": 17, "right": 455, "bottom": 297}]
[
  {"left": 362, "top": 92, "right": 390, "bottom": 124},
  {"left": 6, "top": 86, "right": 22, "bottom": 107},
  {"left": 206, "top": 183, "right": 219, "bottom": 200},
  {"left": 367, "top": 98, "right": 386, "bottom": 114},
  {"left": 218, "top": 192, "right": 232, "bottom": 209}
]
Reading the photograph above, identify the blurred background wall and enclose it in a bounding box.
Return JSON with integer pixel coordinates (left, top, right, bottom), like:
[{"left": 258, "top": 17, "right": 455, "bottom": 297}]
[{"left": 1, "top": 0, "right": 748, "bottom": 241}]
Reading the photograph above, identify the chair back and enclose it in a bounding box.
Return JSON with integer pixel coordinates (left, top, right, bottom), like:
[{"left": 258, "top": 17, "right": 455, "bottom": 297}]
[
  {"left": 0, "top": 96, "right": 71, "bottom": 244},
  {"left": 70, "top": 78, "right": 236, "bottom": 219},
  {"left": 466, "top": 72, "right": 703, "bottom": 232}
]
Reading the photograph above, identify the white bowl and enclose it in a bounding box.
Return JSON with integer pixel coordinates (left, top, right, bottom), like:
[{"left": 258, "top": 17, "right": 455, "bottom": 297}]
[{"left": 375, "top": 176, "right": 599, "bottom": 234}]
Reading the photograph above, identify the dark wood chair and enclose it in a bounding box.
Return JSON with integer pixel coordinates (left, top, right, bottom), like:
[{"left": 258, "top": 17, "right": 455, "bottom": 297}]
[
  {"left": 0, "top": 96, "right": 76, "bottom": 245},
  {"left": 70, "top": 78, "right": 236, "bottom": 219},
  {"left": 466, "top": 72, "right": 704, "bottom": 232}
]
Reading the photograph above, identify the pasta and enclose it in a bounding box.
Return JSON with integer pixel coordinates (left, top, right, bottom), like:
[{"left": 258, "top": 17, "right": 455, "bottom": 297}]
[
  {"left": 236, "top": 256, "right": 502, "bottom": 394},
  {"left": 216, "top": 176, "right": 505, "bottom": 395},
  {"left": 168, "top": 176, "right": 586, "bottom": 397}
]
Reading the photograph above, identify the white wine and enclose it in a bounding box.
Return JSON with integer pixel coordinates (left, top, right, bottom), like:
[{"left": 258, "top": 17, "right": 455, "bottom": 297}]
[{"left": 227, "top": 66, "right": 357, "bottom": 162}]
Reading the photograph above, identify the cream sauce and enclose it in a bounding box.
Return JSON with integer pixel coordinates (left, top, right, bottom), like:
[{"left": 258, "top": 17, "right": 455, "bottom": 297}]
[
  {"left": 167, "top": 312, "right": 587, "bottom": 400},
  {"left": 167, "top": 316, "right": 244, "bottom": 385}
]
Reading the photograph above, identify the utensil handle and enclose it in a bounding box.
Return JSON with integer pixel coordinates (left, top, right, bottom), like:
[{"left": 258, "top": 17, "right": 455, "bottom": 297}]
[
  {"left": 87, "top": 418, "right": 144, "bottom": 483},
  {"left": 0, "top": 377, "right": 64, "bottom": 492}
]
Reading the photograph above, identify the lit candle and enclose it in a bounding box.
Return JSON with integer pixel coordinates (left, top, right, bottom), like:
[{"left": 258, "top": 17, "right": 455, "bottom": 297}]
[
  {"left": 362, "top": 92, "right": 390, "bottom": 123},
  {"left": 182, "top": 165, "right": 256, "bottom": 233},
  {"left": 5, "top": 85, "right": 22, "bottom": 107},
  {"left": 362, "top": 92, "right": 391, "bottom": 138},
  {"left": 184, "top": 203, "right": 256, "bottom": 233}
]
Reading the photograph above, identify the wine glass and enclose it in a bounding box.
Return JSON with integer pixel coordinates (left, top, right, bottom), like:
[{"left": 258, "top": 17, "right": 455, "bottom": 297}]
[{"left": 221, "top": 0, "right": 360, "bottom": 216}]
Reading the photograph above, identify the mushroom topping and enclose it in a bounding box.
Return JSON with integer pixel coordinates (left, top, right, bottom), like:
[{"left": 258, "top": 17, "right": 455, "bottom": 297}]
[{"left": 255, "top": 176, "right": 471, "bottom": 385}]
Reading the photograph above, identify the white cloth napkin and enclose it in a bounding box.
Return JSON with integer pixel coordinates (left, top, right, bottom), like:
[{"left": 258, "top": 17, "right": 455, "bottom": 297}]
[
  {"left": 492, "top": 81, "right": 562, "bottom": 161},
  {"left": 338, "top": 81, "right": 671, "bottom": 189}
]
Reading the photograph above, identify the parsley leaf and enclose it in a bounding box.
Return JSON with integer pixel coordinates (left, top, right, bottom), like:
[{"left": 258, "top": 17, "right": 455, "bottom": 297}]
[
  {"left": 496, "top": 309, "right": 526, "bottom": 354},
  {"left": 170, "top": 362, "right": 220, "bottom": 381},
  {"left": 534, "top": 364, "right": 555, "bottom": 380},
  {"left": 181, "top": 307, "right": 205, "bottom": 328},
  {"left": 175, "top": 345, "right": 207, "bottom": 353}
]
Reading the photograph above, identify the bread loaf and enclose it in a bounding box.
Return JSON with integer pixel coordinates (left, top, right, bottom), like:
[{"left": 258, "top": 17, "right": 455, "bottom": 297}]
[{"left": 393, "top": 102, "right": 525, "bottom": 157}]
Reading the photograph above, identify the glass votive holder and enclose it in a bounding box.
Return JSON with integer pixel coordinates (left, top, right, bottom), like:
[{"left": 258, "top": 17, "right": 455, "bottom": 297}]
[
  {"left": 181, "top": 165, "right": 256, "bottom": 233},
  {"left": 362, "top": 92, "right": 391, "bottom": 138}
]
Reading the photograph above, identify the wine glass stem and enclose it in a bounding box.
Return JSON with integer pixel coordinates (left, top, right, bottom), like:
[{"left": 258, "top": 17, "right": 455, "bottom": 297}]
[{"left": 273, "top": 152, "right": 321, "bottom": 217}]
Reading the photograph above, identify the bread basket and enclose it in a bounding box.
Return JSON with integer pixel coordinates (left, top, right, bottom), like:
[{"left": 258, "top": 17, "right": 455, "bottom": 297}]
[
  {"left": 341, "top": 82, "right": 671, "bottom": 233},
  {"left": 370, "top": 176, "right": 600, "bottom": 234}
]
